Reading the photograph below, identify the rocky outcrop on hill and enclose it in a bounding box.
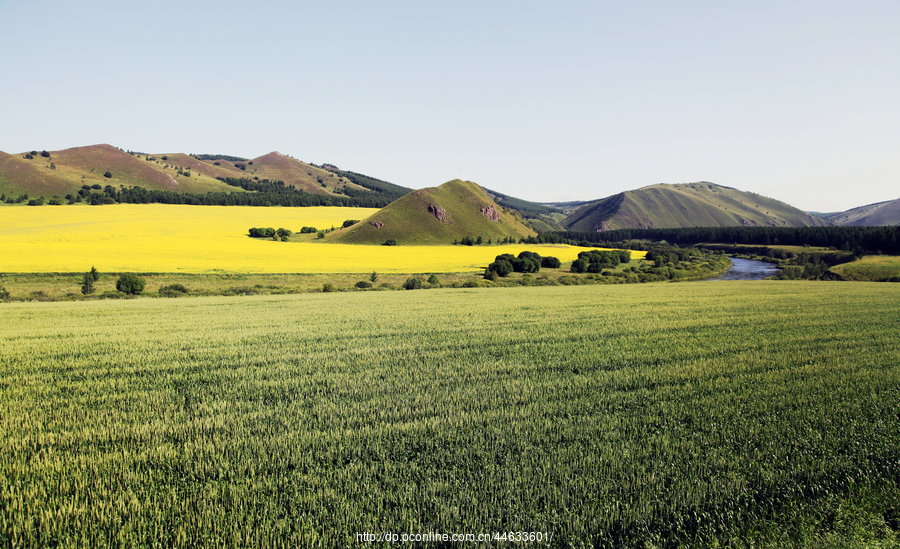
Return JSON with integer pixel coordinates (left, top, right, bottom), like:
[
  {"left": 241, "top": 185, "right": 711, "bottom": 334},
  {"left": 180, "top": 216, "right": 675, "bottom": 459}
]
[
  {"left": 480, "top": 205, "right": 500, "bottom": 222},
  {"left": 428, "top": 204, "right": 452, "bottom": 224}
]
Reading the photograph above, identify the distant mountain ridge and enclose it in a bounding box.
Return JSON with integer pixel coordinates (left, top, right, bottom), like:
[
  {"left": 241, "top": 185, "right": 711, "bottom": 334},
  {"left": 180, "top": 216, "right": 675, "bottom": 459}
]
[
  {"left": 0, "top": 144, "right": 410, "bottom": 207},
  {"left": 562, "top": 182, "right": 832, "bottom": 231},
  {"left": 4, "top": 144, "right": 896, "bottom": 230},
  {"left": 825, "top": 198, "right": 900, "bottom": 226}
]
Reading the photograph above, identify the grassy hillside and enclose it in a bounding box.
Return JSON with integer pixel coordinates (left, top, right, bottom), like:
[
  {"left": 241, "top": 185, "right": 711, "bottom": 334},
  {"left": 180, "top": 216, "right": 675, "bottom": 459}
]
[
  {"left": 563, "top": 182, "right": 833, "bottom": 231},
  {"left": 827, "top": 198, "right": 900, "bottom": 226},
  {"left": 0, "top": 150, "right": 72, "bottom": 196},
  {"left": 0, "top": 145, "right": 410, "bottom": 205},
  {"left": 328, "top": 179, "right": 537, "bottom": 245},
  {"left": 0, "top": 145, "right": 245, "bottom": 199}
]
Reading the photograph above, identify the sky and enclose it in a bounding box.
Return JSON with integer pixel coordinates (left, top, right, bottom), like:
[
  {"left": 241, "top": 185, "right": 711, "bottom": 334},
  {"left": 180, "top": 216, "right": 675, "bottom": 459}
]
[{"left": 1, "top": 0, "right": 897, "bottom": 212}]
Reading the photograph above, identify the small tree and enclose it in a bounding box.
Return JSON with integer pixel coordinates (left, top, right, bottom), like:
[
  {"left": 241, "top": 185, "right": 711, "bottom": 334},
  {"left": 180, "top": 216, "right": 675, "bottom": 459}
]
[
  {"left": 81, "top": 272, "right": 95, "bottom": 295},
  {"left": 103, "top": 171, "right": 112, "bottom": 178},
  {"left": 370, "top": 271, "right": 379, "bottom": 283},
  {"left": 116, "top": 274, "right": 145, "bottom": 295},
  {"left": 90, "top": 266, "right": 100, "bottom": 281}
]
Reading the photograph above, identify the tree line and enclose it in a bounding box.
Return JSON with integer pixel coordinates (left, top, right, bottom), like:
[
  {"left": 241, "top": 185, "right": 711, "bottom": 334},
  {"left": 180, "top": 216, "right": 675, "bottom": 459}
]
[
  {"left": 546, "top": 226, "right": 900, "bottom": 255},
  {"left": 67, "top": 177, "right": 399, "bottom": 208}
]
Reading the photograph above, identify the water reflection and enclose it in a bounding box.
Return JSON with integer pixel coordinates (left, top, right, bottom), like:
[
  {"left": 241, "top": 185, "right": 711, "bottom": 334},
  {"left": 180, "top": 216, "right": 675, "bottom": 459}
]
[{"left": 709, "top": 257, "right": 780, "bottom": 281}]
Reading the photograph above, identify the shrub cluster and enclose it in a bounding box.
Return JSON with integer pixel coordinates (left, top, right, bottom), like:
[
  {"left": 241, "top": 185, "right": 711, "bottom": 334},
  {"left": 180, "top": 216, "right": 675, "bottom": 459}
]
[
  {"left": 159, "top": 283, "right": 190, "bottom": 297},
  {"left": 485, "top": 251, "right": 560, "bottom": 278},
  {"left": 249, "top": 227, "right": 293, "bottom": 239},
  {"left": 402, "top": 277, "right": 423, "bottom": 290},
  {"left": 570, "top": 250, "right": 631, "bottom": 273}
]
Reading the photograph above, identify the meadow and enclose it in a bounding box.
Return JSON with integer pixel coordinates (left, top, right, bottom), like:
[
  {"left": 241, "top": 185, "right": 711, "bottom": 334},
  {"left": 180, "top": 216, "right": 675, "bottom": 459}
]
[
  {"left": 829, "top": 255, "right": 900, "bottom": 282},
  {"left": 0, "top": 204, "right": 585, "bottom": 274},
  {"left": 1, "top": 282, "right": 898, "bottom": 547}
]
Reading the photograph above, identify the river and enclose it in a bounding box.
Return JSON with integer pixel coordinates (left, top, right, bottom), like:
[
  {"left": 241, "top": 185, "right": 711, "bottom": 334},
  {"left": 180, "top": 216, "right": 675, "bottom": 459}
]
[{"left": 708, "top": 257, "right": 781, "bottom": 281}]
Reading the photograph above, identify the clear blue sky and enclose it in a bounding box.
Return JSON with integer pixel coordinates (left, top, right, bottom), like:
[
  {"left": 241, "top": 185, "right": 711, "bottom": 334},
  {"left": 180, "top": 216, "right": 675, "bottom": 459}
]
[{"left": 1, "top": 0, "right": 897, "bottom": 212}]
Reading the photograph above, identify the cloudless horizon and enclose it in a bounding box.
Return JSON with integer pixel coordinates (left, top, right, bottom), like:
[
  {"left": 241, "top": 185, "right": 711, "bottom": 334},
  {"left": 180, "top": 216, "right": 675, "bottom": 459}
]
[{"left": 2, "top": 1, "right": 898, "bottom": 212}]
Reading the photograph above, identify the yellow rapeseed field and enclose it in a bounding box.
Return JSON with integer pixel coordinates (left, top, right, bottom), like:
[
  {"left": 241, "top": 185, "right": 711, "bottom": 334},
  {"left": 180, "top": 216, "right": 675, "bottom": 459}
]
[{"left": 0, "top": 204, "right": 591, "bottom": 273}]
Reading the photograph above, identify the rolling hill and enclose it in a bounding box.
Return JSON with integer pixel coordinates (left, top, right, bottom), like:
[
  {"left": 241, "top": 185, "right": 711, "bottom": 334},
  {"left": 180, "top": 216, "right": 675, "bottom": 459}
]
[
  {"left": 825, "top": 198, "right": 900, "bottom": 226},
  {"left": 562, "top": 182, "right": 833, "bottom": 231},
  {"left": 0, "top": 145, "right": 410, "bottom": 206},
  {"left": 327, "top": 179, "right": 537, "bottom": 245}
]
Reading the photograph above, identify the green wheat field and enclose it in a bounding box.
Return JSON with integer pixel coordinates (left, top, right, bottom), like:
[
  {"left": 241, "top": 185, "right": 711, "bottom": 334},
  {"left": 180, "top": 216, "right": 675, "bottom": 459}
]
[{"left": 2, "top": 282, "right": 898, "bottom": 547}]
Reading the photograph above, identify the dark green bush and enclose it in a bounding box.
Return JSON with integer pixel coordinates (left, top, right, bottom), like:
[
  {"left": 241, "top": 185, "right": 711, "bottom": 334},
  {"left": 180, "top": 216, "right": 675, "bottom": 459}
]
[
  {"left": 159, "top": 284, "right": 189, "bottom": 297},
  {"left": 485, "top": 259, "right": 513, "bottom": 278},
  {"left": 383, "top": 238, "right": 398, "bottom": 246},
  {"left": 355, "top": 281, "right": 372, "bottom": 289},
  {"left": 116, "top": 274, "right": 146, "bottom": 295},
  {"left": 249, "top": 227, "right": 277, "bottom": 238},
  {"left": 541, "top": 256, "right": 561, "bottom": 268},
  {"left": 402, "top": 277, "right": 423, "bottom": 290}
]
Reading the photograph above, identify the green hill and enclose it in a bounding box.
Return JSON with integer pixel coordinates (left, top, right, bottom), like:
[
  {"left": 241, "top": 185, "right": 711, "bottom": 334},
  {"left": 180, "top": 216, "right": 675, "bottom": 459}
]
[
  {"left": 327, "top": 179, "right": 537, "bottom": 245},
  {"left": 562, "top": 182, "right": 832, "bottom": 231},
  {"left": 826, "top": 198, "right": 900, "bottom": 226}
]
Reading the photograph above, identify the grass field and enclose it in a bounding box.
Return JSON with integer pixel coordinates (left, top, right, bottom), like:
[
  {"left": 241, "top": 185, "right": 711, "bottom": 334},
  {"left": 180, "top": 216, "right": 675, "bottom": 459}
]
[
  {"left": 1, "top": 282, "right": 898, "bottom": 547},
  {"left": 0, "top": 204, "right": 585, "bottom": 274},
  {"left": 830, "top": 255, "right": 900, "bottom": 281}
]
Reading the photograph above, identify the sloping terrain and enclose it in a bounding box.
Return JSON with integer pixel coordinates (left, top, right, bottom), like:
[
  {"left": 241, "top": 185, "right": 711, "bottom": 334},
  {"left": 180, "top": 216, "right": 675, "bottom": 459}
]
[
  {"left": 328, "top": 179, "right": 537, "bottom": 245},
  {"left": 0, "top": 150, "right": 72, "bottom": 196},
  {"left": 0, "top": 145, "right": 410, "bottom": 205},
  {"left": 826, "top": 198, "right": 900, "bottom": 226},
  {"left": 563, "top": 182, "right": 832, "bottom": 231},
  {"left": 483, "top": 188, "right": 567, "bottom": 231},
  {"left": 0, "top": 145, "right": 244, "bottom": 198}
]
